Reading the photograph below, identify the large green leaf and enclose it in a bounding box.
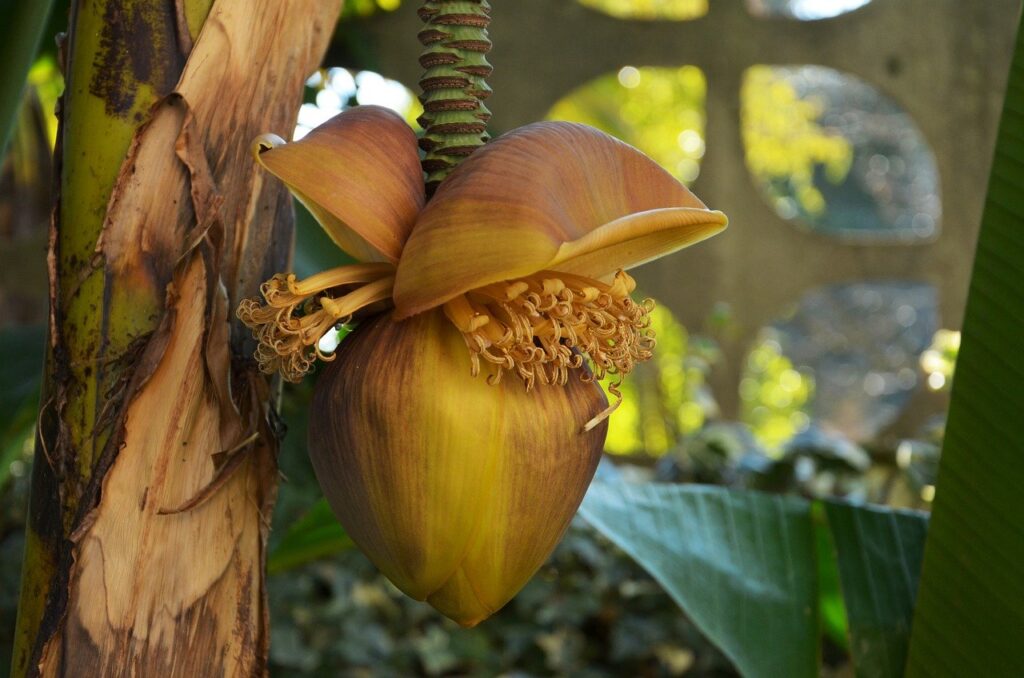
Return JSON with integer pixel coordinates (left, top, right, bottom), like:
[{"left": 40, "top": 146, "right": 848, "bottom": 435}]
[
  {"left": 813, "top": 503, "right": 850, "bottom": 652},
  {"left": 0, "top": 325, "right": 45, "bottom": 420},
  {"left": 270, "top": 461, "right": 931, "bottom": 675},
  {"left": 0, "top": 325, "right": 45, "bottom": 487},
  {"left": 579, "top": 479, "right": 929, "bottom": 677},
  {"left": 905, "top": 10, "right": 1024, "bottom": 675},
  {"left": 271, "top": 459, "right": 931, "bottom": 676},
  {"left": 826, "top": 502, "right": 927, "bottom": 677},
  {"left": 0, "top": 0, "right": 57, "bottom": 155},
  {"left": 268, "top": 499, "right": 353, "bottom": 574},
  {"left": 579, "top": 482, "right": 819, "bottom": 678}
]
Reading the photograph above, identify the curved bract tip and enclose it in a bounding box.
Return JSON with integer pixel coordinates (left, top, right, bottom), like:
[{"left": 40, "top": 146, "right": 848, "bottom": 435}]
[
  {"left": 393, "top": 121, "right": 726, "bottom": 318},
  {"left": 255, "top": 106, "right": 425, "bottom": 264},
  {"left": 549, "top": 207, "right": 728, "bottom": 278},
  {"left": 251, "top": 133, "right": 286, "bottom": 159}
]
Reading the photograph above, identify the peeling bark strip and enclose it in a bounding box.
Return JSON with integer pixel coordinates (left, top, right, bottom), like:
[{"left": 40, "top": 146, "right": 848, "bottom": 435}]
[
  {"left": 47, "top": 256, "right": 271, "bottom": 676},
  {"left": 14, "top": 0, "right": 342, "bottom": 676}
]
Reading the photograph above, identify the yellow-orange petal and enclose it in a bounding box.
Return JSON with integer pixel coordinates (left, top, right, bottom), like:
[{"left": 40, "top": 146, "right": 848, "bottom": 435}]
[
  {"left": 393, "top": 121, "right": 723, "bottom": 318},
  {"left": 549, "top": 207, "right": 728, "bottom": 278},
  {"left": 255, "top": 106, "right": 424, "bottom": 263}
]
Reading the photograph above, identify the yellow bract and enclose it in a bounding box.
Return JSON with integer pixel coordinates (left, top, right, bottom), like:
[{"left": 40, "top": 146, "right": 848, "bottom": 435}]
[{"left": 308, "top": 310, "right": 608, "bottom": 627}]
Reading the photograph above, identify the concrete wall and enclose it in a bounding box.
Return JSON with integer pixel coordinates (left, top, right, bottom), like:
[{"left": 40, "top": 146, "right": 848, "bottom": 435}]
[{"left": 361, "top": 0, "right": 1020, "bottom": 430}]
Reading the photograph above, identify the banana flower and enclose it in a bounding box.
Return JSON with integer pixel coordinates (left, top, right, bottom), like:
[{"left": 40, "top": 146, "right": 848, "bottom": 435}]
[{"left": 239, "top": 105, "right": 727, "bottom": 626}]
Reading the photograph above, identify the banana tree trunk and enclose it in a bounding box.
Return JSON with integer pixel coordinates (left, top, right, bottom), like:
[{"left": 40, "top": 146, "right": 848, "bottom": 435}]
[{"left": 12, "top": 1, "right": 341, "bottom": 675}]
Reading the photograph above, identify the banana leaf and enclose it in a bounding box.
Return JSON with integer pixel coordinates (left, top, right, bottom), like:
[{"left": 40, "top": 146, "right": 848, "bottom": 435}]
[
  {"left": 0, "top": 0, "right": 57, "bottom": 155},
  {"left": 905, "top": 8, "right": 1024, "bottom": 675}
]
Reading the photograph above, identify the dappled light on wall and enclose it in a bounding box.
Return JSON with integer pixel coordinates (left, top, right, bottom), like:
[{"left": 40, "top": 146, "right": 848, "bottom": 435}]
[
  {"left": 577, "top": 0, "right": 708, "bottom": 21},
  {"left": 742, "top": 65, "right": 940, "bottom": 242},
  {"left": 548, "top": 66, "right": 707, "bottom": 184},
  {"left": 756, "top": 282, "right": 937, "bottom": 442},
  {"left": 747, "top": 0, "right": 873, "bottom": 21},
  {"left": 740, "top": 334, "right": 814, "bottom": 450}
]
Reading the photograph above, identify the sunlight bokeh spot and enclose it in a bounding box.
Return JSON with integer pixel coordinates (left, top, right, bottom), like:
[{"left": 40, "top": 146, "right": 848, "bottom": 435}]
[
  {"left": 341, "top": 0, "right": 401, "bottom": 17},
  {"left": 578, "top": 0, "right": 707, "bottom": 21},
  {"left": 26, "top": 57, "right": 62, "bottom": 147},
  {"left": 742, "top": 65, "right": 940, "bottom": 242},
  {"left": 548, "top": 66, "right": 707, "bottom": 185},
  {"left": 617, "top": 66, "right": 642, "bottom": 88},
  {"left": 747, "top": 0, "right": 872, "bottom": 20},
  {"left": 296, "top": 68, "right": 422, "bottom": 140},
  {"left": 920, "top": 329, "right": 960, "bottom": 392}
]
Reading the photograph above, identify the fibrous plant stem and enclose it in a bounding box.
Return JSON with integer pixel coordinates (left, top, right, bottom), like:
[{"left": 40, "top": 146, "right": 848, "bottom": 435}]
[
  {"left": 417, "top": 0, "right": 492, "bottom": 195},
  {"left": 12, "top": 0, "right": 339, "bottom": 674}
]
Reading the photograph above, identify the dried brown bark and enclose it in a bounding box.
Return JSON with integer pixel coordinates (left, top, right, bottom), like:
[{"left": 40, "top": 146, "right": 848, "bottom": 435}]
[{"left": 13, "top": 1, "right": 342, "bottom": 675}]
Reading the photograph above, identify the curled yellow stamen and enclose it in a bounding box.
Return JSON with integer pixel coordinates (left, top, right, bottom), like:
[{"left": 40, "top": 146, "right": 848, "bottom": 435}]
[
  {"left": 443, "top": 269, "right": 656, "bottom": 423},
  {"left": 237, "top": 263, "right": 395, "bottom": 382}
]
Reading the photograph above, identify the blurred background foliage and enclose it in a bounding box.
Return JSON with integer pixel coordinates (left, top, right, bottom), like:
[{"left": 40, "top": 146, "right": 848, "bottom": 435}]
[
  {"left": 0, "top": 0, "right": 982, "bottom": 675},
  {"left": 741, "top": 65, "right": 853, "bottom": 219},
  {"left": 579, "top": 0, "right": 708, "bottom": 21},
  {"left": 740, "top": 332, "right": 814, "bottom": 449},
  {"left": 600, "top": 304, "right": 717, "bottom": 456},
  {"left": 549, "top": 66, "right": 707, "bottom": 185},
  {"left": 341, "top": 0, "right": 401, "bottom": 18}
]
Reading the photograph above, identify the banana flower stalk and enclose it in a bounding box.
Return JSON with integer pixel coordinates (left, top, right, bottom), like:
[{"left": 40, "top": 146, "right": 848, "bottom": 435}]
[{"left": 239, "top": 105, "right": 727, "bottom": 626}]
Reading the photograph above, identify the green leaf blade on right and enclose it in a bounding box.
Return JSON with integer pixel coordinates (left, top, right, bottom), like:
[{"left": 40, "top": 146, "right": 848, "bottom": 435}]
[{"left": 905, "top": 8, "right": 1024, "bottom": 676}]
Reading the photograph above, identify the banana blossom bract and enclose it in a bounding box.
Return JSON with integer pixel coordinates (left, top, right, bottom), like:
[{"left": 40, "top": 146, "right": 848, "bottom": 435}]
[{"left": 239, "top": 106, "right": 727, "bottom": 626}]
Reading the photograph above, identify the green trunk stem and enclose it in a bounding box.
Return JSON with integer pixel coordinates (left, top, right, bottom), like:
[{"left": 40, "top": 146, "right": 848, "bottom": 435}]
[
  {"left": 417, "top": 0, "right": 492, "bottom": 194},
  {"left": 12, "top": 1, "right": 213, "bottom": 675}
]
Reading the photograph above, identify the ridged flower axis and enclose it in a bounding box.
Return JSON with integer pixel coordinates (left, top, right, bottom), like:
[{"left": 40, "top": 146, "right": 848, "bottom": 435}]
[{"left": 417, "top": 0, "right": 493, "bottom": 193}]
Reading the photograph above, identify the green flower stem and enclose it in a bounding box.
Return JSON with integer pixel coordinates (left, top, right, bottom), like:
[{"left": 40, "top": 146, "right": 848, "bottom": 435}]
[{"left": 417, "top": 0, "right": 492, "bottom": 194}]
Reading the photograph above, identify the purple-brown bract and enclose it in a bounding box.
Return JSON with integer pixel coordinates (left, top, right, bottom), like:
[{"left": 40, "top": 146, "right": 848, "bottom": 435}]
[{"left": 237, "top": 105, "right": 727, "bottom": 624}]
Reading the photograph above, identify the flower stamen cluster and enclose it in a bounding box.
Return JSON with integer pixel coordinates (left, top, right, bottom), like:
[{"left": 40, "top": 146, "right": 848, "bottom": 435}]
[
  {"left": 237, "top": 263, "right": 395, "bottom": 382},
  {"left": 443, "top": 269, "right": 656, "bottom": 391}
]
